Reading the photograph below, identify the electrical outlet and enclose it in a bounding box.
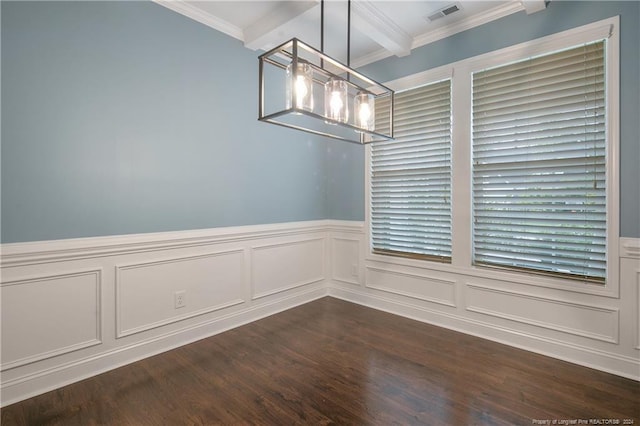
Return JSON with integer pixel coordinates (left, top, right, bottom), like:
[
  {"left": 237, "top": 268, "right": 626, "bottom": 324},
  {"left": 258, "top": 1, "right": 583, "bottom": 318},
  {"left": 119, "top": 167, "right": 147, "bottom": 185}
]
[{"left": 174, "top": 290, "right": 186, "bottom": 309}]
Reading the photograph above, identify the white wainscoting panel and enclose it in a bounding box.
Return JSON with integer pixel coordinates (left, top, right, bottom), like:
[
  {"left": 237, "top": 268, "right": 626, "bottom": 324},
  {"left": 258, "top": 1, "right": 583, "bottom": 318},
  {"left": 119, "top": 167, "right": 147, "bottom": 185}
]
[
  {"left": 329, "top": 223, "right": 640, "bottom": 380},
  {"left": 466, "top": 283, "right": 619, "bottom": 343},
  {"left": 251, "top": 238, "right": 325, "bottom": 299},
  {"left": 0, "top": 220, "right": 331, "bottom": 406},
  {"left": 116, "top": 250, "right": 245, "bottom": 338},
  {"left": 636, "top": 270, "right": 640, "bottom": 350},
  {"left": 2, "top": 222, "right": 638, "bottom": 406},
  {"left": 365, "top": 266, "right": 457, "bottom": 308},
  {"left": 636, "top": 269, "right": 640, "bottom": 351},
  {"left": 1, "top": 270, "right": 102, "bottom": 370},
  {"left": 331, "top": 237, "right": 360, "bottom": 286},
  {"left": 620, "top": 238, "right": 640, "bottom": 351}
]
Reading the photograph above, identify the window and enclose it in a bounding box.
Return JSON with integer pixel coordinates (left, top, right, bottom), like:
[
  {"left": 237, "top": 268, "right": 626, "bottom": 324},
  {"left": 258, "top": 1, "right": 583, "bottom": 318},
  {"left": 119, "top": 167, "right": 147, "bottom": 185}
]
[
  {"left": 370, "top": 80, "right": 452, "bottom": 261},
  {"left": 367, "top": 17, "right": 619, "bottom": 289},
  {"left": 472, "top": 41, "right": 607, "bottom": 283}
]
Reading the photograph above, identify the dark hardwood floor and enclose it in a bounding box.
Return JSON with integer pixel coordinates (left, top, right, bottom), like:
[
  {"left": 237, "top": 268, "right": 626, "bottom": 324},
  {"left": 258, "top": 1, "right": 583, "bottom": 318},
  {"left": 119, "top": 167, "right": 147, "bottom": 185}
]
[{"left": 2, "top": 297, "right": 639, "bottom": 425}]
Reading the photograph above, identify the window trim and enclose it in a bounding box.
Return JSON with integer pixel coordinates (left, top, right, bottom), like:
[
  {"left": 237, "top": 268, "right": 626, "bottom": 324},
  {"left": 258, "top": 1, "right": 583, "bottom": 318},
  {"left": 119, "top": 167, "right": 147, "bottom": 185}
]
[{"left": 365, "top": 16, "right": 620, "bottom": 298}]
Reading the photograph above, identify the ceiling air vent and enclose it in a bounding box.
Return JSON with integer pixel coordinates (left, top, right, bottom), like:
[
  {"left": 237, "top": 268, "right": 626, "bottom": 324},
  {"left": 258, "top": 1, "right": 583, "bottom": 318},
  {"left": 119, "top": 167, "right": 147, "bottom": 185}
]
[{"left": 426, "top": 3, "right": 462, "bottom": 22}]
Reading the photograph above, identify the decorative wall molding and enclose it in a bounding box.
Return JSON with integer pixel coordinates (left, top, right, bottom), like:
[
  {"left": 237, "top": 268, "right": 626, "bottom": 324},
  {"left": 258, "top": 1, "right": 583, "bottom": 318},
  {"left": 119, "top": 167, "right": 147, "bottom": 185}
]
[
  {"left": 365, "top": 252, "right": 620, "bottom": 299},
  {"left": 1, "top": 269, "right": 103, "bottom": 371},
  {"left": 331, "top": 237, "right": 361, "bottom": 286},
  {"left": 619, "top": 239, "right": 640, "bottom": 351},
  {"left": 0, "top": 220, "right": 329, "bottom": 268},
  {"left": 329, "top": 225, "right": 640, "bottom": 381},
  {"left": 0, "top": 221, "right": 335, "bottom": 407},
  {"left": 465, "top": 283, "right": 619, "bottom": 344},
  {"left": 621, "top": 237, "right": 640, "bottom": 259},
  {"left": 1, "top": 286, "right": 327, "bottom": 408},
  {"left": 636, "top": 270, "right": 640, "bottom": 351},
  {"left": 325, "top": 220, "right": 366, "bottom": 234},
  {"left": 328, "top": 285, "right": 640, "bottom": 382},
  {"left": 115, "top": 249, "right": 246, "bottom": 338},
  {"left": 1, "top": 223, "right": 638, "bottom": 407},
  {"left": 250, "top": 238, "right": 325, "bottom": 300},
  {"left": 366, "top": 266, "right": 457, "bottom": 308}
]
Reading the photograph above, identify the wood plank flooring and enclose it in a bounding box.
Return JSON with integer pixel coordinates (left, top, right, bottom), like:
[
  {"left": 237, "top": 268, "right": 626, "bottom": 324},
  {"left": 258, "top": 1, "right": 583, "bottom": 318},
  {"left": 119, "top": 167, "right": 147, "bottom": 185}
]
[{"left": 2, "top": 297, "right": 639, "bottom": 425}]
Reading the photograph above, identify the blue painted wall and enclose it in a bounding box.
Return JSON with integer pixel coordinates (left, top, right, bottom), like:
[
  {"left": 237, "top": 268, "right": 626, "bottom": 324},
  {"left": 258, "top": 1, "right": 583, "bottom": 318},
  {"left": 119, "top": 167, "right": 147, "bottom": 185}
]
[
  {"left": 344, "top": 0, "right": 639, "bottom": 237},
  {"left": 1, "top": 1, "right": 327, "bottom": 243},
  {"left": 326, "top": 140, "right": 365, "bottom": 221},
  {"left": 2, "top": 1, "right": 638, "bottom": 242}
]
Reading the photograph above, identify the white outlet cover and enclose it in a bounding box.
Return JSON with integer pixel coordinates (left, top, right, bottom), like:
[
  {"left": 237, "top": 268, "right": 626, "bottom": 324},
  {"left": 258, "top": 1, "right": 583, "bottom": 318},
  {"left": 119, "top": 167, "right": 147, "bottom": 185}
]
[{"left": 174, "top": 290, "right": 186, "bottom": 309}]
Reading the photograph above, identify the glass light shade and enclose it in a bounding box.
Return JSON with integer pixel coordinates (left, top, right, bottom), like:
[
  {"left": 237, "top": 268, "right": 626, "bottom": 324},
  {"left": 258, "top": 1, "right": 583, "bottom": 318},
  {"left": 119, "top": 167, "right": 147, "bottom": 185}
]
[
  {"left": 286, "top": 60, "right": 314, "bottom": 112},
  {"left": 324, "top": 77, "right": 348, "bottom": 123},
  {"left": 355, "top": 91, "right": 375, "bottom": 131},
  {"left": 258, "top": 39, "right": 393, "bottom": 144}
]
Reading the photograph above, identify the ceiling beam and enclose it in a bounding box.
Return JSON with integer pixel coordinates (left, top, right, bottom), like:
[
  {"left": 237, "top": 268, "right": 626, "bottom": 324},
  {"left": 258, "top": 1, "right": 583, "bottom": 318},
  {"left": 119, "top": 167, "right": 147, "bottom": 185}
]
[
  {"left": 352, "top": 0, "right": 412, "bottom": 58},
  {"left": 521, "top": 0, "right": 548, "bottom": 15},
  {"left": 243, "top": 1, "right": 318, "bottom": 51},
  {"left": 352, "top": 1, "right": 524, "bottom": 68},
  {"left": 153, "top": 0, "right": 243, "bottom": 40}
]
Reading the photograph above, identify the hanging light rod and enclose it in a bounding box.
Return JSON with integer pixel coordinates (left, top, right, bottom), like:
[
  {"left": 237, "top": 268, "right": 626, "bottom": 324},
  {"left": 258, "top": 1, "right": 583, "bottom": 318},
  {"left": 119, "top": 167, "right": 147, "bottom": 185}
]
[{"left": 258, "top": 0, "right": 394, "bottom": 144}]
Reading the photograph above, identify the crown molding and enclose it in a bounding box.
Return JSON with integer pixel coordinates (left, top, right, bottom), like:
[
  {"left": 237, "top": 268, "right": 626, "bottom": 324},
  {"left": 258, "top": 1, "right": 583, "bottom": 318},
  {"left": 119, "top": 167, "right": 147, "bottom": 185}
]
[
  {"left": 154, "top": 0, "right": 526, "bottom": 71},
  {"left": 411, "top": 1, "right": 525, "bottom": 50},
  {"left": 352, "top": 0, "right": 412, "bottom": 58},
  {"left": 152, "top": 0, "right": 243, "bottom": 40},
  {"left": 352, "top": 1, "right": 525, "bottom": 68}
]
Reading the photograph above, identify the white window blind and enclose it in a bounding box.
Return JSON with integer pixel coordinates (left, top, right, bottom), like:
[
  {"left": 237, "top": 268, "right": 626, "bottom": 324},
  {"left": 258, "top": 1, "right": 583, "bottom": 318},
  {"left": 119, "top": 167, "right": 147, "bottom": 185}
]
[
  {"left": 472, "top": 40, "right": 606, "bottom": 282},
  {"left": 371, "top": 80, "right": 452, "bottom": 261}
]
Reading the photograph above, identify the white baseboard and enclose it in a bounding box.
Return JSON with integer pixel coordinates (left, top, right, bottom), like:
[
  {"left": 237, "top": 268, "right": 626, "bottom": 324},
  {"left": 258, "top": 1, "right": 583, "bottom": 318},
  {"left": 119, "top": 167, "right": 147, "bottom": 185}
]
[{"left": 327, "top": 284, "right": 640, "bottom": 381}]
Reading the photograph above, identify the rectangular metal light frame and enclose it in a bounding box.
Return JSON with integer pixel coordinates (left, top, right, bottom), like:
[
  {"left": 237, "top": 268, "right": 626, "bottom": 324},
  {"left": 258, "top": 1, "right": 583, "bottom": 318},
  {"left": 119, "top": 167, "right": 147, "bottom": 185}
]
[{"left": 258, "top": 38, "right": 394, "bottom": 144}]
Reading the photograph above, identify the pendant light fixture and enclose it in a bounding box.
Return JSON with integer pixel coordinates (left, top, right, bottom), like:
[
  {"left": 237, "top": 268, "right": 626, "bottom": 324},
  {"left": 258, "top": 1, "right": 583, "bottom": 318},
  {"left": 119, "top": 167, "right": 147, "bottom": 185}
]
[{"left": 258, "top": 0, "right": 394, "bottom": 144}]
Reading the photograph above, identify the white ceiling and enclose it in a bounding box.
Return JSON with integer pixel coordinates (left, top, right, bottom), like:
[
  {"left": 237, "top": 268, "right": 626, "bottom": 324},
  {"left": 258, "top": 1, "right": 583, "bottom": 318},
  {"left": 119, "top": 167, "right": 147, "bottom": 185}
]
[{"left": 154, "top": 0, "right": 547, "bottom": 67}]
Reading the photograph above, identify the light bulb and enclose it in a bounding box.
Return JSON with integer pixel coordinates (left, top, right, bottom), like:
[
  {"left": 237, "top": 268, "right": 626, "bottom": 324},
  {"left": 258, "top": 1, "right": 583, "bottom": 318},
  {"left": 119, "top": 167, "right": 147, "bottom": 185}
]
[
  {"left": 286, "top": 61, "right": 313, "bottom": 113},
  {"left": 355, "top": 91, "right": 375, "bottom": 131},
  {"left": 330, "top": 91, "right": 343, "bottom": 117},
  {"left": 359, "top": 103, "right": 371, "bottom": 123},
  {"left": 295, "top": 76, "right": 308, "bottom": 106},
  {"left": 324, "top": 77, "right": 348, "bottom": 124}
]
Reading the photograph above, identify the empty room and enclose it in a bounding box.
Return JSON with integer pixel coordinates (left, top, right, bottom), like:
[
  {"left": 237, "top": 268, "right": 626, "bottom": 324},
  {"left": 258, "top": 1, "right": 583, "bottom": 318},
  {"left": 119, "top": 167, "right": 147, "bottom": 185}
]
[{"left": 1, "top": 0, "right": 639, "bottom": 424}]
